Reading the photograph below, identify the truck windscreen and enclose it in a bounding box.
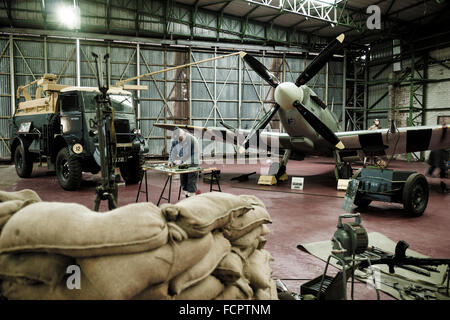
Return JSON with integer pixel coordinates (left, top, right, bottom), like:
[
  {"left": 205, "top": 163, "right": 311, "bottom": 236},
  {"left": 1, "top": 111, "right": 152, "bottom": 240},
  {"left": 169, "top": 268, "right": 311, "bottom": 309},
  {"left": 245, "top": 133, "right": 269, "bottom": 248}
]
[
  {"left": 84, "top": 92, "right": 134, "bottom": 114},
  {"left": 110, "top": 94, "right": 134, "bottom": 113}
]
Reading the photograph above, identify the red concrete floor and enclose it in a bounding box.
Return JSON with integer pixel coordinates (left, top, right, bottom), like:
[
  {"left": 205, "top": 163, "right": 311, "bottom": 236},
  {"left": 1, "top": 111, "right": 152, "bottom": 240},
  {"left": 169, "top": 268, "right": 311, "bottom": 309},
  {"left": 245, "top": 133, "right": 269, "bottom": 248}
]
[{"left": 1, "top": 156, "right": 449, "bottom": 300}]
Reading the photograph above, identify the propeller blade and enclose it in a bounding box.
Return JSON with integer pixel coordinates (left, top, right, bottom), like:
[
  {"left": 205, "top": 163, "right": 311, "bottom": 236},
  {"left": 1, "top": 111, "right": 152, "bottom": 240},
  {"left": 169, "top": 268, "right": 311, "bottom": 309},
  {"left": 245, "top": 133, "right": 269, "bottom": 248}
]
[
  {"left": 295, "top": 33, "right": 345, "bottom": 87},
  {"left": 240, "top": 52, "right": 280, "bottom": 88},
  {"left": 239, "top": 104, "right": 280, "bottom": 153},
  {"left": 293, "top": 100, "right": 344, "bottom": 150}
]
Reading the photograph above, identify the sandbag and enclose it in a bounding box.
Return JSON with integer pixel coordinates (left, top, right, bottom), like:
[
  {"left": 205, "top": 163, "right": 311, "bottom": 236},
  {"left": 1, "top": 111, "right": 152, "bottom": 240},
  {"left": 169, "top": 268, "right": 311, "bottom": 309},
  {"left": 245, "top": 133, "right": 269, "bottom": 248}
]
[
  {"left": 244, "top": 249, "right": 274, "bottom": 290},
  {"left": 215, "top": 278, "right": 253, "bottom": 300},
  {"left": 161, "top": 192, "right": 254, "bottom": 238},
  {"left": 255, "top": 279, "right": 278, "bottom": 300},
  {"left": 0, "top": 202, "right": 168, "bottom": 257},
  {"left": 0, "top": 200, "right": 33, "bottom": 232},
  {"left": 78, "top": 233, "right": 214, "bottom": 300},
  {"left": 0, "top": 252, "right": 74, "bottom": 287},
  {"left": 169, "top": 232, "right": 231, "bottom": 295},
  {"left": 231, "top": 224, "right": 270, "bottom": 248},
  {"left": 257, "top": 236, "right": 267, "bottom": 250},
  {"left": 0, "top": 215, "right": 11, "bottom": 231},
  {"left": 133, "top": 282, "right": 172, "bottom": 300},
  {"left": 0, "top": 273, "right": 105, "bottom": 300},
  {"left": 231, "top": 242, "right": 258, "bottom": 261},
  {"left": 261, "top": 224, "right": 271, "bottom": 236},
  {"left": 239, "top": 195, "right": 266, "bottom": 208},
  {"left": 0, "top": 189, "right": 41, "bottom": 203},
  {"left": 0, "top": 200, "right": 28, "bottom": 216},
  {"left": 213, "top": 251, "right": 243, "bottom": 283},
  {"left": 223, "top": 205, "right": 272, "bottom": 241},
  {"left": 167, "top": 222, "right": 189, "bottom": 242},
  {"left": 175, "top": 275, "right": 224, "bottom": 300}
]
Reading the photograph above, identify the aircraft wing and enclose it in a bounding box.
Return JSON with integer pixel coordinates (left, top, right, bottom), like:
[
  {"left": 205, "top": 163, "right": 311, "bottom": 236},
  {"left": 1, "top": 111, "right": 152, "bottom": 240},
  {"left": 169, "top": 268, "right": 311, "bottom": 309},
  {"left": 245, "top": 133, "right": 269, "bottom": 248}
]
[
  {"left": 335, "top": 125, "right": 449, "bottom": 156},
  {"left": 152, "top": 123, "right": 292, "bottom": 150},
  {"left": 154, "top": 123, "right": 449, "bottom": 158}
]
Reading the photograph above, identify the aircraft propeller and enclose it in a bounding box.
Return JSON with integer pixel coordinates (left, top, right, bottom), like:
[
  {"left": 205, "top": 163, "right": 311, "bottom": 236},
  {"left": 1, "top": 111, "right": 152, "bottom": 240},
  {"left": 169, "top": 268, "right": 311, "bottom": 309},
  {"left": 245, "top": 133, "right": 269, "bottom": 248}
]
[
  {"left": 239, "top": 33, "right": 346, "bottom": 152},
  {"left": 295, "top": 34, "right": 345, "bottom": 87},
  {"left": 240, "top": 52, "right": 280, "bottom": 88}
]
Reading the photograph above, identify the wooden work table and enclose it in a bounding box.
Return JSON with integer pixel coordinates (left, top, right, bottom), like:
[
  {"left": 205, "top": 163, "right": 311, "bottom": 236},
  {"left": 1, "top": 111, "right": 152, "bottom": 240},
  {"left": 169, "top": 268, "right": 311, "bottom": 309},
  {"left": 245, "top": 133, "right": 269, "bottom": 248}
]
[{"left": 136, "top": 164, "right": 220, "bottom": 205}]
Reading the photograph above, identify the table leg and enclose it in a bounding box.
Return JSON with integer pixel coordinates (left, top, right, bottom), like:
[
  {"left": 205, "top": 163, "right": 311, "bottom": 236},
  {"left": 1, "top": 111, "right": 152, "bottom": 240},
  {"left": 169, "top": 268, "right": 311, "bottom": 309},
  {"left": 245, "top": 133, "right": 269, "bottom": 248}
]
[
  {"left": 136, "top": 169, "right": 148, "bottom": 203},
  {"left": 168, "top": 175, "right": 172, "bottom": 203},
  {"left": 157, "top": 175, "right": 172, "bottom": 206},
  {"left": 136, "top": 172, "right": 144, "bottom": 203},
  {"left": 209, "top": 171, "right": 221, "bottom": 192},
  {"left": 209, "top": 173, "right": 213, "bottom": 192},
  {"left": 145, "top": 170, "right": 148, "bottom": 202}
]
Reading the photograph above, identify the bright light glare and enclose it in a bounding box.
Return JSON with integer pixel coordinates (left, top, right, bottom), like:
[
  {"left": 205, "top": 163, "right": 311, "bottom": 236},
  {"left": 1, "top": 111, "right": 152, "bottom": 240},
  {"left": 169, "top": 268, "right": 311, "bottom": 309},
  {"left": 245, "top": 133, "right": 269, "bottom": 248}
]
[{"left": 56, "top": 4, "right": 80, "bottom": 29}]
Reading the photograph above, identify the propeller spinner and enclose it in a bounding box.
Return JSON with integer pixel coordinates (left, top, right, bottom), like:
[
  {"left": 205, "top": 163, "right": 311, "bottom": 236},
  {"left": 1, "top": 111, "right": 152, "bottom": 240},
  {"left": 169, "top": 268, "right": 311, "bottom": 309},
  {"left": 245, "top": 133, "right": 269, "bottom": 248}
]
[{"left": 239, "top": 33, "right": 346, "bottom": 152}]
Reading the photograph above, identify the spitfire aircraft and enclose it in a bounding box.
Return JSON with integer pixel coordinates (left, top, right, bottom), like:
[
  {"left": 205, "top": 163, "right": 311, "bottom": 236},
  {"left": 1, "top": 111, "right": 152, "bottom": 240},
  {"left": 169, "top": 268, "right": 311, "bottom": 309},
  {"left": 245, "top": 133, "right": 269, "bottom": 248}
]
[{"left": 154, "top": 34, "right": 450, "bottom": 181}]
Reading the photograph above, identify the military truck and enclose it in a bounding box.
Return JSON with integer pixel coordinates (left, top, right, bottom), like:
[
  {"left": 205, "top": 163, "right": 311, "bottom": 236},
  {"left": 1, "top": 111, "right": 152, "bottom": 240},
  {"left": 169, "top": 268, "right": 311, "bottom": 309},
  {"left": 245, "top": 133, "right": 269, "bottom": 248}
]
[{"left": 10, "top": 73, "right": 148, "bottom": 190}]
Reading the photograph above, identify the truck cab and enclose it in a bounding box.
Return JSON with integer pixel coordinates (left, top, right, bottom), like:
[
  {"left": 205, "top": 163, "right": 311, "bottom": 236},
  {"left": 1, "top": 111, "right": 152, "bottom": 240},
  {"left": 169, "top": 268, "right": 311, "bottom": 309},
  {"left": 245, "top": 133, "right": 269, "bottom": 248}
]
[{"left": 10, "top": 74, "right": 148, "bottom": 190}]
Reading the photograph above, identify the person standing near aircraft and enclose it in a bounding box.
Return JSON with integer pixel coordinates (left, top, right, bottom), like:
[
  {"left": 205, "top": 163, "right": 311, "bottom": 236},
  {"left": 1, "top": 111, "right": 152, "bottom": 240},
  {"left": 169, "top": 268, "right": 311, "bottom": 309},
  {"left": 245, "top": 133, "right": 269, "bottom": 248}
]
[
  {"left": 366, "top": 119, "right": 386, "bottom": 167},
  {"left": 427, "top": 149, "right": 449, "bottom": 179},
  {"left": 368, "top": 119, "right": 381, "bottom": 130},
  {"left": 168, "top": 128, "right": 200, "bottom": 197}
]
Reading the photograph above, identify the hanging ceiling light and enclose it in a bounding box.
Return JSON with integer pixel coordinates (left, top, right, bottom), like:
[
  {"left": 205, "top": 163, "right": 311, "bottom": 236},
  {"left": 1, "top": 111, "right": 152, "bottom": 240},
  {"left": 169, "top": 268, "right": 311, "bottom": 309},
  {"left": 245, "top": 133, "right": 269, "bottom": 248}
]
[{"left": 56, "top": 1, "right": 80, "bottom": 30}]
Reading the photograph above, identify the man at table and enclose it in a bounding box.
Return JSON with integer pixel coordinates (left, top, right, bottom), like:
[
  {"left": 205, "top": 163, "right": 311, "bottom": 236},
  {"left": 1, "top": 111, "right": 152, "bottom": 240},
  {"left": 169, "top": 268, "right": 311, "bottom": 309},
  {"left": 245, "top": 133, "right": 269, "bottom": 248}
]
[{"left": 168, "top": 128, "right": 200, "bottom": 198}]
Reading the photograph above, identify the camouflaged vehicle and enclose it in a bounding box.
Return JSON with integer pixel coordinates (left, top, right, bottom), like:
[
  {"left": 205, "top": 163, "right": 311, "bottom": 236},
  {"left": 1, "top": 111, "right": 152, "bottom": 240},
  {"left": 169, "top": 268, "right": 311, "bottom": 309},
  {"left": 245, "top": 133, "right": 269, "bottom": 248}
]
[{"left": 10, "top": 74, "right": 148, "bottom": 190}]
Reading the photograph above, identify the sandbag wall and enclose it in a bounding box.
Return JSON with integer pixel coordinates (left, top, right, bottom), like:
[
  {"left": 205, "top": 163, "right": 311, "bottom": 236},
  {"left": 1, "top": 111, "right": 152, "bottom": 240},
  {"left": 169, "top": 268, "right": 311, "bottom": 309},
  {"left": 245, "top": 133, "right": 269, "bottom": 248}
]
[{"left": 0, "top": 190, "right": 277, "bottom": 300}]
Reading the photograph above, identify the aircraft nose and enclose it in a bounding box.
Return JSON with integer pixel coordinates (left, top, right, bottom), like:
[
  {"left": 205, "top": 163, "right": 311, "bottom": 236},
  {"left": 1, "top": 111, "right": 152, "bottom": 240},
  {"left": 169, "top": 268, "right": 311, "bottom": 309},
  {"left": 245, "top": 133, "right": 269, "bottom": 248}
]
[{"left": 274, "top": 82, "right": 304, "bottom": 109}]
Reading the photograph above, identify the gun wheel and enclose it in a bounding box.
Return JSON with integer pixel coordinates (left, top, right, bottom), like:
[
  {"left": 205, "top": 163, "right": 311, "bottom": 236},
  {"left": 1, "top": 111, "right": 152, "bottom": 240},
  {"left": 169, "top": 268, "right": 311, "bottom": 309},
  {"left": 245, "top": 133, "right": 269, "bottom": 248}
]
[{"left": 402, "top": 173, "right": 429, "bottom": 217}]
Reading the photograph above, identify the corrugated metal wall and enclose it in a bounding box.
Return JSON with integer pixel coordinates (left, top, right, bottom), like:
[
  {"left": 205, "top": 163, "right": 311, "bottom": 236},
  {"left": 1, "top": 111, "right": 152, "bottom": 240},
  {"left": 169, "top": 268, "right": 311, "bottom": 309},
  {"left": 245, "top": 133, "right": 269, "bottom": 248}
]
[
  {"left": 0, "top": 34, "right": 343, "bottom": 159},
  {"left": 0, "top": 38, "right": 11, "bottom": 158},
  {"left": 367, "top": 63, "right": 392, "bottom": 128},
  {"left": 367, "top": 42, "right": 393, "bottom": 129}
]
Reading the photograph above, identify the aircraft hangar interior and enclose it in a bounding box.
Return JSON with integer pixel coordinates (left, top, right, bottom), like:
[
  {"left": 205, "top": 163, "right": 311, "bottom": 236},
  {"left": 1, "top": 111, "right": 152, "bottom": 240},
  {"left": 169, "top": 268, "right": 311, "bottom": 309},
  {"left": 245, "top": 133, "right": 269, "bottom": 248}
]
[{"left": 0, "top": 0, "right": 449, "bottom": 306}]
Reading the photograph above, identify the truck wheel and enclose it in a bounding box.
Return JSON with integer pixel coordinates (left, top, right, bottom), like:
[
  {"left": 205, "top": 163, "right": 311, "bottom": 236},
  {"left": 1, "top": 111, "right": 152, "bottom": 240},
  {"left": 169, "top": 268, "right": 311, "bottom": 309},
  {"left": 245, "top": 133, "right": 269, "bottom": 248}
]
[
  {"left": 119, "top": 155, "right": 144, "bottom": 185},
  {"left": 354, "top": 192, "right": 372, "bottom": 208},
  {"left": 56, "top": 147, "right": 82, "bottom": 191},
  {"left": 14, "top": 145, "right": 33, "bottom": 178},
  {"left": 402, "top": 173, "right": 429, "bottom": 217}
]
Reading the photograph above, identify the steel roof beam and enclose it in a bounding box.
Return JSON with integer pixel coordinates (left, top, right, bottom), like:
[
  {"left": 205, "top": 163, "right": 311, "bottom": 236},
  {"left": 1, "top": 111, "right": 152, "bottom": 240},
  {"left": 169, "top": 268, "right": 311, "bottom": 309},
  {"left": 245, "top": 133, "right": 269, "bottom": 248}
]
[
  {"left": 5, "top": 0, "right": 12, "bottom": 26},
  {"left": 244, "top": 0, "right": 342, "bottom": 25},
  {"left": 200, "top": 0, "right": 234, "bottom": 9}
]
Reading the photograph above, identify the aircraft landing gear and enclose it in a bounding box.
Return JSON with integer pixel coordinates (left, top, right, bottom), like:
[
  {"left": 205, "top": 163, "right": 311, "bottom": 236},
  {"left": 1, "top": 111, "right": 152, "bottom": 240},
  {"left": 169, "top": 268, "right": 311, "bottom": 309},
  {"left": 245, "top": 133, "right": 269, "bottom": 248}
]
[
  {"left": 275, "top": 149, "right": 291, "bottom": 182},
  {"left": 333, "top": 150, "right": 354, "bottom": 180},
  {"left": 336, "top": 162, "right": 353, "bottom": 180}
]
